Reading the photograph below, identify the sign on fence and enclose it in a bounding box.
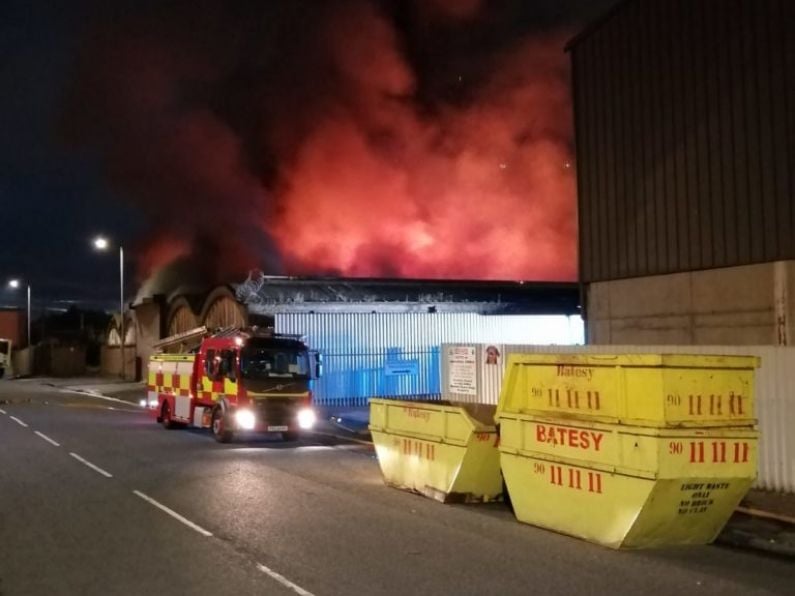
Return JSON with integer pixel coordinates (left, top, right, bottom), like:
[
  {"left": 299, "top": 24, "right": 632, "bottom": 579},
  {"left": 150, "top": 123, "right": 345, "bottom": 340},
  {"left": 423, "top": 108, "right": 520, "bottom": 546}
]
[{"left": 447, "top": 346, "right": 477, "bottom": 396}]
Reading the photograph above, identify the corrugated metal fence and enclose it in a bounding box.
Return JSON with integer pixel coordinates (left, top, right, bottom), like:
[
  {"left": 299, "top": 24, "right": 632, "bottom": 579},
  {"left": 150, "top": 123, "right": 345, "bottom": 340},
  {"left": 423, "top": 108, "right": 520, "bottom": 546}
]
[
  {"left": 442, "top": 343, "right": 795, "bottom": 494},
  {"left": 309, "top": 348, "right": 441, "bottom": 407},
  {"left": 275, "top": 313, "right": 583, "bottom": 406}
]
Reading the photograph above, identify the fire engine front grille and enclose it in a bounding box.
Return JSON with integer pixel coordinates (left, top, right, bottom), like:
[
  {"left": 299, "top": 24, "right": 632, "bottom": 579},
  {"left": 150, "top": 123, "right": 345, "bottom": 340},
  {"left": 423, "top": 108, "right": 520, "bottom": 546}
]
[{"left": 252, "top": 399, "right": 297, "bottom": 426}]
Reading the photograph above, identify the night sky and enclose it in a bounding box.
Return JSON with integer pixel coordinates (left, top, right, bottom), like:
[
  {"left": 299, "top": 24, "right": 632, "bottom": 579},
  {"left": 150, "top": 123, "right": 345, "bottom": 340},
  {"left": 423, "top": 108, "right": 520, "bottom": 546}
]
[{"left": 1, "top": 0, "right": 612, "bottom": 314}]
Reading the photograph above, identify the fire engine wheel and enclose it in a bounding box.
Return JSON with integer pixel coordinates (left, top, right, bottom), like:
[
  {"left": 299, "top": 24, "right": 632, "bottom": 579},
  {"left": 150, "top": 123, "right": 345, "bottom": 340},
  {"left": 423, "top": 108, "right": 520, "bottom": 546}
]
[
  {"left": 282, "top": 431, "right": 299, "bottom": 442},
  {"left": 161, "top": 402, "right": 177, "bottom": 430},
  {"left": 212, "top": 408, "right": 233, "bottom": 443}
]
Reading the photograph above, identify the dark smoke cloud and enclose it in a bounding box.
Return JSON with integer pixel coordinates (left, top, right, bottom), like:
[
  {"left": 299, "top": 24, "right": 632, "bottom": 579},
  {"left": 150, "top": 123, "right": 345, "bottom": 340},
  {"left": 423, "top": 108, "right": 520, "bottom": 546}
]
[
  {"left": 62, "top": 0, "right": 583, "bottom": 297},
  {"left": 420, "top": 0, "right": 483, "bottom": 20}
]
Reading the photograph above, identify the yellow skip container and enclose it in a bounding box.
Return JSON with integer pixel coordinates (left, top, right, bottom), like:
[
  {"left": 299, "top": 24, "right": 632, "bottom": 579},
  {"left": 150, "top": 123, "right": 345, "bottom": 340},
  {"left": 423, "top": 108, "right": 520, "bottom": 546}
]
[
  {"left": 499, "top": 412, "right": 758, "bottom": 548},
  {"left": 499, "top": 353, "right": 759, "bottom": 427},
  {"left": 369, "top": 399, "right": 502, "bottom": 503},
  {"left": 498, "top": 413, "right": 758, "bottom": 475},
  {"left": 496, "top": 351, "right": 760, "bottom": 549}
]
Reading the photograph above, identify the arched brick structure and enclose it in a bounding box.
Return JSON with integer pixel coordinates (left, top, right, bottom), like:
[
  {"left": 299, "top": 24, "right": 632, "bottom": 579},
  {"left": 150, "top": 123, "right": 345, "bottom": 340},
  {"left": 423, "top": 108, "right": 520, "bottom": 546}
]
[
  {"left": 166, "top": 297, "right": 200, "bottom": 337},
  {"left": 199, "top": 286, "right": 247, "bottom": 330},
  {"left": 106, "top": 313, "right": 136, "bottom": 346}
]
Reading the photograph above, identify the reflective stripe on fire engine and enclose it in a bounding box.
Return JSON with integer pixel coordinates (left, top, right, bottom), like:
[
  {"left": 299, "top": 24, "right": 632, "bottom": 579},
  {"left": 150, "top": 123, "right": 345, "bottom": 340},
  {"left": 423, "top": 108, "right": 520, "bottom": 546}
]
[
  {"left": 149, "top": 372, "right": 192, "bottom": 397},
  {"left": 149, "top": 355, "right": 197, "bottom": 401},
  {"left": 199, "top": 377, "right": 236, "bottom": 402}
]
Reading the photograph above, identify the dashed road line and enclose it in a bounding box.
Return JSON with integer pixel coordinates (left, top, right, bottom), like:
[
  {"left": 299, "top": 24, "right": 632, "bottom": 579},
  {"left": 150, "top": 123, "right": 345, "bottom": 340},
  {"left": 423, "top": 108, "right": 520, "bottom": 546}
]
[
  {"left": 69, "top": 452, "right": 113, "bottom": 478},
  {"left": 5, "top": 403, "right": 317, "bottom": 596},
  {"left": 256, "top": 563, "right": 315, "bottom": 596},
  {"left": 132, "top": 490, "right": 213, "bottom": 537},
  {"left": 34, "top": 430, "right": 61, "bottom": 447}
]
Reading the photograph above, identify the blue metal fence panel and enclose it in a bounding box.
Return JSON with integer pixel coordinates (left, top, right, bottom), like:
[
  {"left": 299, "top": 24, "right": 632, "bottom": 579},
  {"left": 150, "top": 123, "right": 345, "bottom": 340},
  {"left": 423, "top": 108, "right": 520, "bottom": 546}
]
[{"left": 309, "top": 348, "right": 440, "bottom": 406}]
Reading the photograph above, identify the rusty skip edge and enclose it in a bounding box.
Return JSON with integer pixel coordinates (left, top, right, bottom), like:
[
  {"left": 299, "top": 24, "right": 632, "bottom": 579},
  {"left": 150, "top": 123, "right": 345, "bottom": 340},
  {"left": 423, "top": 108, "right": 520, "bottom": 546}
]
[{"left": 382, "top": 481, "right": 503, "bottom": 504}]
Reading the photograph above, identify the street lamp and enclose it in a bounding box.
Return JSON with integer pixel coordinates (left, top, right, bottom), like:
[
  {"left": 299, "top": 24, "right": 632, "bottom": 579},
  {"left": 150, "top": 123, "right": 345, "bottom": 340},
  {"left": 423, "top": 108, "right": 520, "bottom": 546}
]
[
  {"left": 7, "top": 279, "right": 31, "bottom": 348},
  {"left": 93, "top": 236, "right": 126, "bottom": 379}
]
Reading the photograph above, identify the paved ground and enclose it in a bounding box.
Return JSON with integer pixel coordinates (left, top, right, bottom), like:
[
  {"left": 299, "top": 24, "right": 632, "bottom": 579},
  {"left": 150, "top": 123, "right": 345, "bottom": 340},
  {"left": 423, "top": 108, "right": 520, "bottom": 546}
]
[{"left": 1, "top": 379, "right": 793, "bottom": 595}]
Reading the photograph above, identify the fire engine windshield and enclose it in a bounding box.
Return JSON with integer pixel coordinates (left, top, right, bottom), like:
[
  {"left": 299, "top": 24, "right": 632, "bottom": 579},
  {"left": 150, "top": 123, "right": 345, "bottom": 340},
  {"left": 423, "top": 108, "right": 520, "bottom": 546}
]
[{"left": 239, "top": 342, "right": 311, "bottom": 380}]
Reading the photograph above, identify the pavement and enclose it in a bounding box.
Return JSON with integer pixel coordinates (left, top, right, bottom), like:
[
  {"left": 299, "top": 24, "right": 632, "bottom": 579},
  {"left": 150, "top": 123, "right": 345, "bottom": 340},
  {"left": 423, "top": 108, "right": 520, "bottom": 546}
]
[{"left": 7, "top": 377, "right": 795, "bottom": 560}]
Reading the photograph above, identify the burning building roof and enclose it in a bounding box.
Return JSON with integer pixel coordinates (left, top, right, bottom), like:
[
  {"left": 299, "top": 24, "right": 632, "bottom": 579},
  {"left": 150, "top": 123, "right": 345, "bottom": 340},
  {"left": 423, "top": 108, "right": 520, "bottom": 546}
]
[{"left": 233, "top": 272, "right": 579, "bottom": 316}]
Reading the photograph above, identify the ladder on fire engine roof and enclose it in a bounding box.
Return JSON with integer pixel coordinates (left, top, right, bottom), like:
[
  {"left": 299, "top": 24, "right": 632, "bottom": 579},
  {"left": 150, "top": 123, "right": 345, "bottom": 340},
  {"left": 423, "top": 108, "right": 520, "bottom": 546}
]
[
  {"left": 211, "top": 326, "right": 242, "bottom": 339},
  {"left": 152, "top": 326, "right": 209, "bottom": 351},
  {"left": 152, "top": 325, "right": 242, "bottom": 351},
  {"left": 152, "top": 325, "right": 307, "bottom": 353}
]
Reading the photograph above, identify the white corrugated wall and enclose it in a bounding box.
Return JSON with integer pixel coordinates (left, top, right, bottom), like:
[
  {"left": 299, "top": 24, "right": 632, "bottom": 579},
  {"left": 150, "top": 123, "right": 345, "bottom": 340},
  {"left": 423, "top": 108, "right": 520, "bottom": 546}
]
[
  {"left": 442, "top": 343, "right": 795, "bottom": 494},
  {"left": 277, "top": 313, "right": 583, "bottom": 349},
  {"left": 274, "top": 313, "right": 583, "bottom": 405}
]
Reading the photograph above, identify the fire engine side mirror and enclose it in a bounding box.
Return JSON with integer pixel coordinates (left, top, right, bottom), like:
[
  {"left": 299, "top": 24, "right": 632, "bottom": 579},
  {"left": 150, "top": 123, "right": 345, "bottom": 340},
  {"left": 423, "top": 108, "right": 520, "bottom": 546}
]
[
  {"left": 312, "top": 351, "right": 323, "bottom": 379},
  {"left": 224, "top": 350, "right": 237, "bottom": 382}
]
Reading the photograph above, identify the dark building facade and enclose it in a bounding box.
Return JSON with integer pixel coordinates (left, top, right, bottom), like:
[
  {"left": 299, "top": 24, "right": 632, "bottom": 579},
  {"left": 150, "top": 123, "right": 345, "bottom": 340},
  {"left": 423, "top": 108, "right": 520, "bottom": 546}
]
[
  {"left": 0, "top": 308, "right": 25, "bottom": 347},
  {"left": 568, "top": 0, "right": 795, "bottom": 345},
  {"left": 570, "top": 0, "right": 794, "bottom": 282}
]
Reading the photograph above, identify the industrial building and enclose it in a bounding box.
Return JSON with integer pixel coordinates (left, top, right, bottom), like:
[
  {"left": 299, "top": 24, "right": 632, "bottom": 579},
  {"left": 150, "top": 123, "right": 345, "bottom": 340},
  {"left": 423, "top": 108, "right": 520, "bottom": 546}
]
[
  {"left": 567, "top": 0, "right": 794, "bottom": 345},
  {"left": 108, "top": 274, "right": 582, "bottom": 403},
  {"left": 0, "top": 308, "right": 25, "bottom": 348}
]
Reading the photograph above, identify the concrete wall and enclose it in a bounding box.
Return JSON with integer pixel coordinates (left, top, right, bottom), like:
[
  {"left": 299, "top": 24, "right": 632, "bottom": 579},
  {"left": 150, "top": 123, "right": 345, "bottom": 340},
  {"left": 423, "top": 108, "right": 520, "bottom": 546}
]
[
  {"left": 11, "top": 347, "right": 33, "bottom": 377},
  {"left": 33, "top": 345, "right": 86, "bottom": 377},
  {"left": 587, "top": 261, "right": 795, "bottom": 345},
  {"left": 133, "top": 299, "right": 165, "bottom": 375},
  {"left": 51, "top": 347, "right": 87, "bottom": 377},
  {"left": 101, "top": 345, "right": 139, "bottom": 380}
]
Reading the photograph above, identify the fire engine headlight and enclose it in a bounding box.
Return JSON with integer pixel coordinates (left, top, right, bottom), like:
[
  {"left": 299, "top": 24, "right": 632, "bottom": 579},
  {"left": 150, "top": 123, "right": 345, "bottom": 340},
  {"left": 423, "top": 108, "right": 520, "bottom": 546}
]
[
  {"left": 235, "top": 409, "right": 256, "bottom": 430},
  {"left": 297, "top": 408, "right": 316, "bottom": 430}
]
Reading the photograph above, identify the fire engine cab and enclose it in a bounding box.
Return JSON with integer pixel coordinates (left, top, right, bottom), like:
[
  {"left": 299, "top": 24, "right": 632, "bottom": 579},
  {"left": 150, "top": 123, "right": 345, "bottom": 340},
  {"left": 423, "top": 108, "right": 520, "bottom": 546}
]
[{"left": 145, "top": 327, "right": 321, "bottom": 442}]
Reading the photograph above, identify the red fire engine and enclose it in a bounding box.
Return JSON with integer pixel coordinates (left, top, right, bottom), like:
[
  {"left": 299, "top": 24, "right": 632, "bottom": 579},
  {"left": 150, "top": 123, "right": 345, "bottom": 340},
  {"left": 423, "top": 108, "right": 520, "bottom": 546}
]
[{"left": 145, "top": 327, "right": 321, "bottom": 442}]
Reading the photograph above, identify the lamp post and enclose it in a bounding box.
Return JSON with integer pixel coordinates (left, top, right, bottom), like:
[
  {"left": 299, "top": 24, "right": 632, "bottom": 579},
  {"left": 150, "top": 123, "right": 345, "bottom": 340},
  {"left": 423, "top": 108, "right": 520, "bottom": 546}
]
[
  {"left": 7, "top": 279, "right": 31, "bottom": 348},
  {"left": 93, "top": 236, "right": 126, "bottom": 379}
]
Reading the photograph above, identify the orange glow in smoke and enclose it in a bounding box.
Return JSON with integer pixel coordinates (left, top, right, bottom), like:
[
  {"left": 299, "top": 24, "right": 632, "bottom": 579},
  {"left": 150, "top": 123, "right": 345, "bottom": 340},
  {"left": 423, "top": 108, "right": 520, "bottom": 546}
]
[
  {"left": 68, "top": 2, "right": 578, "bottom": 286},
  {"left": 268, "top": 9, "right": 576, "bottom": 280}
]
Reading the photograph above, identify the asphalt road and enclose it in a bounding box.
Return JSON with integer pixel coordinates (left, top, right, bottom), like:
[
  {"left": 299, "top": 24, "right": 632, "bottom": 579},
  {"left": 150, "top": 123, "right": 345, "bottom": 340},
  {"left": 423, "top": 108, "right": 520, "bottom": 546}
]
[{"left": 0, "top": 380, "right": 792, "bottom": 596}]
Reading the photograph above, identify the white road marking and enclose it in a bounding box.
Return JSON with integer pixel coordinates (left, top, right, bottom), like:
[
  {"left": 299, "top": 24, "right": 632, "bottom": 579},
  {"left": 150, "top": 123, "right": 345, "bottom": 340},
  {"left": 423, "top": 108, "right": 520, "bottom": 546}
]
[
  {"left": 132, "top": 490, "right": 213, "bottom": 537},
  {"left": 34, "top": 431, "right": 60, "bottom": 447},
  {"left": 9, "top": 416, "right": 28, "bottom": 428},
  {"left": 256, "top": 563, "right": 315, "bottom": 596},
  {"left": 69, "top": 452, "right": 113, "bottom": 478},
  {"left": 0, "top": 407, "right": 6, "bottom": 414},
  {"left": 57, "top": 388, "right": 145, "bottom": 409}
]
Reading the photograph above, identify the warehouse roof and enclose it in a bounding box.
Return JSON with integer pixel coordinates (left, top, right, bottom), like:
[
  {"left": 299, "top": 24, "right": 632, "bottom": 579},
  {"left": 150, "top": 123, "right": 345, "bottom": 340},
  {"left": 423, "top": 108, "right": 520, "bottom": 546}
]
[{"left": 233, "top": 274, "right": 580, "bottom": 316}]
